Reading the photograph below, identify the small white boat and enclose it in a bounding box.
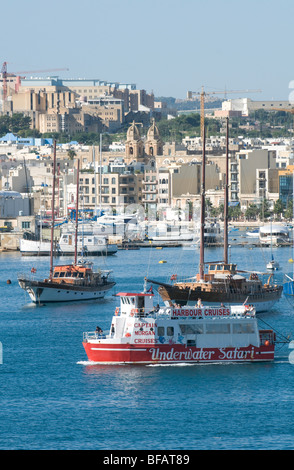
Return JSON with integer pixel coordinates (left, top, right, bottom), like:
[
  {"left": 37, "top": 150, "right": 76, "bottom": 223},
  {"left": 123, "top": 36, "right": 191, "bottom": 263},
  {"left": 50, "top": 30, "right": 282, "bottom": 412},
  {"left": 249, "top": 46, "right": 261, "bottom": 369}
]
[
  {"left": 266, "top": 257, "right": 280, "bottom": 271},
  {"left": 19, "top": 237, "right": 54, "bottom": 256},
  {"left": 246, "top": 228, "right": 259, "bottom": 238},
  {"left": 58, "top": 232, "right": 117, "bottom": 256}
]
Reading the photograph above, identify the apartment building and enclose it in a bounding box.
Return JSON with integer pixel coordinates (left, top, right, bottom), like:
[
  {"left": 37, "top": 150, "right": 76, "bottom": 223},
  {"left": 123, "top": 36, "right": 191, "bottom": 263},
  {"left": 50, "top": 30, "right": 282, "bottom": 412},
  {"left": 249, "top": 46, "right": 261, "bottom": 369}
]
[
  {"left": 78, "top": 170, "right": 143, "bottom": 211},
  {"left": 278, "top": 165, "right": 294, "bottom": 208},
  {"left": 229, "top": 149, "right": 279, "bottom": 208}
]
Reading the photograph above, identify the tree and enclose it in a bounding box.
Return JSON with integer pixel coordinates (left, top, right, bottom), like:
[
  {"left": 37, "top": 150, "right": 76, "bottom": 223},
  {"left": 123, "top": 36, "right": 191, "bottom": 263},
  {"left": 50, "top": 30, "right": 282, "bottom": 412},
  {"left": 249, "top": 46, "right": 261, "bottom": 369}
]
[
  {"left": 245, "top": 204, "right": 259, "bottom": 220},
  {"left": 67, "top": 149, "right": 76, "bottom": 160},
  {"left": 273, "top": 199, "right": 283, "bottom": 220},
  {"left": 260, "top": 199, "right": 271, "bottom": 220},
  {"left": 284, "top": 200, "right": 293, "bottom": 220}
]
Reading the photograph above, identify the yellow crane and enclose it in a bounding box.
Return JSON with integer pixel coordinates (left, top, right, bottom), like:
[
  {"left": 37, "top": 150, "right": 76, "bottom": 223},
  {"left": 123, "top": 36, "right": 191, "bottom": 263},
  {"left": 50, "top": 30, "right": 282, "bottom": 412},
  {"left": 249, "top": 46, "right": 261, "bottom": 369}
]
[{"left": 187, "top": 86, "right": 262, "bottom": 139}]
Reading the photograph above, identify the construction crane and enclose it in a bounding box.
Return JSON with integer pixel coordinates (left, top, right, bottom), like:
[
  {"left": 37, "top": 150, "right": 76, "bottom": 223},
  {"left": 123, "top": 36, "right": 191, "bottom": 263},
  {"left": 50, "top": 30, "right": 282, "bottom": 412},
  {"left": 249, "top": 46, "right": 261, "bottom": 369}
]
[
  {"left": 1, "top": 62, "right": 7, "bottom": 102},
  {"left": 187, "top": 86, "right": 262, "bottom": 139},
  {"left": 0, "top": 62, "right": 69, "bottom": 100}
]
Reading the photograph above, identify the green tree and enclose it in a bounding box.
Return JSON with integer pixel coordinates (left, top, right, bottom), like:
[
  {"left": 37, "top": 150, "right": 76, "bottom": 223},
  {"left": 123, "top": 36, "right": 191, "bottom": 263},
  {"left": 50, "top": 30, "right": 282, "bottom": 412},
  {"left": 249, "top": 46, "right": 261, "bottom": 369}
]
[
  {"left": 273, "top": 199, "right": 284, "bottom": 219},
  {"left": 67, "top": 149, "right": 76, "bottom": 160},
  {"left": 260, "top": 199, "right": 271, "bottom": 220},
  {"left": 284, "top": 199, "right": 293, "bottom": 220},
  {"left": 245, "top": 204, "right": 259, "bottom": 220}
]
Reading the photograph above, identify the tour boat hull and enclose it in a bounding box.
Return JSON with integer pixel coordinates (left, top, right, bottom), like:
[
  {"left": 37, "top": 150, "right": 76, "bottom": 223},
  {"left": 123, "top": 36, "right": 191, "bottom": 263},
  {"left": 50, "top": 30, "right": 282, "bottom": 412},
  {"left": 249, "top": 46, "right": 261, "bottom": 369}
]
[{"left": 83, "top": 342, "right": 275, "bottom": 364}]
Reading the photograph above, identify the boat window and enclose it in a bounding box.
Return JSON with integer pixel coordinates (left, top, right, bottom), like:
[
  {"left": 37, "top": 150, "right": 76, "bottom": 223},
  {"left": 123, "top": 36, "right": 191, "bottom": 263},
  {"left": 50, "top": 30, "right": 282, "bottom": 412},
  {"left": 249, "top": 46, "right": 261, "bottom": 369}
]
[
  {"left": 78, "top": 273, "right": 84, "bottom": 278},
  {"left": 138, "top": 297, "right": 145, "bottom": 309},
  {"left": 158, "top": 326, "right": 164, "bottom": 336},
  {"left": 72, "top": 272, "right": 78, "bottom": 277},
  {"left": 224, "top": 265, "right": 230, "bottom": 271},
  {"left": 54, "top": 272, "right": 59, "bottom": 278},
  {"left": 209, "top": 265, "right": 216, "bottom": 271},
  {"left": 233, "top": 323, "right": 255, "bottom": 334},
  {"left": 180, "top": 324, "right": 203, "bottom": 334},
  {"left": 167, "top": 327, "right": 174, "bottom": 337},
  {"left": 206, "top": 323, "right": 230, "bottom": 334},
  {"left": 59, "top": 272, "right": 65, "bottom": 277}
]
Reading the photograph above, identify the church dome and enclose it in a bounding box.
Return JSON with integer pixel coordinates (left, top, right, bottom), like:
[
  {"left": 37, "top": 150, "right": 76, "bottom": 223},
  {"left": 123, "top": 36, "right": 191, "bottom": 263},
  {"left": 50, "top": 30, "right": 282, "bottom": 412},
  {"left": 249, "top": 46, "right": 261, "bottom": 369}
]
[
  {"left": 127, "top": 121, "right": 141, "bottom": 141},
  {"left": 147, "top": 119, "right": 161, "bottom": 141}
]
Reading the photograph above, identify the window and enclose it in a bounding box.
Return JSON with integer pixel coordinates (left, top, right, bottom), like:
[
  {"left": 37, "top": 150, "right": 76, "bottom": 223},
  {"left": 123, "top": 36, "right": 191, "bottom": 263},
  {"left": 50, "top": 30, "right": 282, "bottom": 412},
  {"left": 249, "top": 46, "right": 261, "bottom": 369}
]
[
  {"left": 180, "top": 324, "right": 204, "bottom": 334},
  {"left": 206, "top": 323, "right": 230, "bottom": 334},
  {"left": 167, "top": 327, "right": 174, "bottom": 336},
  {"left": 22, "top": 222, "right": 31, "bottom": 229},
  {"left": 158, "top": 327, "right": 164, "bottom": 337},
  {"left": 233, "top": 323, "right": 255, "bottom": 334}
]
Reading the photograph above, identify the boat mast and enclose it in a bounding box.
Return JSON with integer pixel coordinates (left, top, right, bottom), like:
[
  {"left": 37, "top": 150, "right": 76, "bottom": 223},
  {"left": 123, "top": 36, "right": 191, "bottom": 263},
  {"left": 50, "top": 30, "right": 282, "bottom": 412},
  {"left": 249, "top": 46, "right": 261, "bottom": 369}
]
[
  {"left": 199, "top": 126, "right": 206, "bottom": 280},
  {"left": 223, "top": 117, "right": 229, "bottom": 264},
  {"left": 49, "top": 140, "right": 57, "bottom": 279},
  {"left": 74, "top": 158, "right": 80, "bottom": 265}
]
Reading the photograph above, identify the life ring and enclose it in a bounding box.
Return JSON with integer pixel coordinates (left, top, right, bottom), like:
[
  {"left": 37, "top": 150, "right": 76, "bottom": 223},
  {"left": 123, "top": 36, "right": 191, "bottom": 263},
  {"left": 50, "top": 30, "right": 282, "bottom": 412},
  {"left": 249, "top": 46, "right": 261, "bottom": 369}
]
[{"left": 115, "top": 307, "right": 119, "bottom": 315}]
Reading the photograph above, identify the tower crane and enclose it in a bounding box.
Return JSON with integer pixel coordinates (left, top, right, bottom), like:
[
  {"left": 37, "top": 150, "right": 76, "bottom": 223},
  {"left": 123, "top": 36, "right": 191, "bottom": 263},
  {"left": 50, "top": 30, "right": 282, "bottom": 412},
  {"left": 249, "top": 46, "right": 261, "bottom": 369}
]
[
  {"left": 0, "top": 62, "right": 69, "bottom": 100},
  {"left": 187, "top": 86, "right": 262, "bottom": 139}
]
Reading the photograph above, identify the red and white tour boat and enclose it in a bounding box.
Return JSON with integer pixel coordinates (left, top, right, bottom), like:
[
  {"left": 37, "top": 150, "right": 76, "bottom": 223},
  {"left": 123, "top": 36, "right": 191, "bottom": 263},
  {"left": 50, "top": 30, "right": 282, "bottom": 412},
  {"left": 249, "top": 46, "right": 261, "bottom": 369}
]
[{"left": 83, "top": 291, "right": 277, "bottom": 364}]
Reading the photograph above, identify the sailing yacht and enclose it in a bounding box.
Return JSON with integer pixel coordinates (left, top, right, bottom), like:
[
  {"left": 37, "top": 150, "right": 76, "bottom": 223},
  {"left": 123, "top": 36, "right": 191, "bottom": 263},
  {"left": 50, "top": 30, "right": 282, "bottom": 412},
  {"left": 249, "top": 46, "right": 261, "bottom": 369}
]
[
  {"left": 18, "top": 144, "right": 116, "bottom": 303},
  {"left": 146, "top": 120, "right": 282, "bottom": 313}
]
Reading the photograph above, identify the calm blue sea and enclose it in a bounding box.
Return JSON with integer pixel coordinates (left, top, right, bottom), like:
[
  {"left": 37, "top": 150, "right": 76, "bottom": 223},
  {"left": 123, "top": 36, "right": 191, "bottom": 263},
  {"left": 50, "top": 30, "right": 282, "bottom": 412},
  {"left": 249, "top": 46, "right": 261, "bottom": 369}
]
[{"left": 1, "top": 235, "right": 294, "bottom": 451}]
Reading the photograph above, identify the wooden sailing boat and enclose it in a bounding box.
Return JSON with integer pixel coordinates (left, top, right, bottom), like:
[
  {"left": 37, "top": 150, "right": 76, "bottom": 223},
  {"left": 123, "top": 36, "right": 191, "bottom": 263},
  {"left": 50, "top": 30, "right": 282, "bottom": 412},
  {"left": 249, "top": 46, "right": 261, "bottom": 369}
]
[
  {"left": 18, "top": 143, "right": 115, "bottom": 303},
  {"left": 146, "top": 119, "right": 282, "bottom": 313}
]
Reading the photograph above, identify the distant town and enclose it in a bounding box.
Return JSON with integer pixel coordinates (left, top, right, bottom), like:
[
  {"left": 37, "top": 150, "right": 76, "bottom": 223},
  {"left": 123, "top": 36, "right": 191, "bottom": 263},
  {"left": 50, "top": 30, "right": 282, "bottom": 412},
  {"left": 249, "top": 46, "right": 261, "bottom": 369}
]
[{"left": 0, "top": 66, "right": 294, "bottom": 250}]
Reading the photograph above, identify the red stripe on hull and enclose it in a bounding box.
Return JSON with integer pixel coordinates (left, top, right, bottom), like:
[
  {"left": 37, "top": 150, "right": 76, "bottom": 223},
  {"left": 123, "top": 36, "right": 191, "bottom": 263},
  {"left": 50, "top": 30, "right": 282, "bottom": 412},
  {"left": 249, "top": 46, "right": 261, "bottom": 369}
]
[{"left": 83, "top": 342, "right": 275, "bottom": 364}]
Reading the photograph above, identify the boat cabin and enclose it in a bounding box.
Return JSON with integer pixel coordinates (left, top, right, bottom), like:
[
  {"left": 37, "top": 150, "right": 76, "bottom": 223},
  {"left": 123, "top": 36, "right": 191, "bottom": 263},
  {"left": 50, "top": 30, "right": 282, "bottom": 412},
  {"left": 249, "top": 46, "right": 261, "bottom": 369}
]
[
  {"left": 208, "top": 263, "right": 237, "bottom": 276},
  {"left": 50, "top": 264, "right": 93, "bottom": 283},
  {"left": 196, "top": 263, "right": 238, "bottom": 281},
  {"left": 117, "top": 292, "right": 154, "bottom": 316}
]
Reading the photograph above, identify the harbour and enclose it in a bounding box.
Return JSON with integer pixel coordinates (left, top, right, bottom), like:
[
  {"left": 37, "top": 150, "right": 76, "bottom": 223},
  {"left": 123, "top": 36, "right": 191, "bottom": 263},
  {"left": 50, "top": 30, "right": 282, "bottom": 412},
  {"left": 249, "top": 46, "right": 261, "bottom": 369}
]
[{"left": 1, "top": 238, "right": 294, "bottom": 450}]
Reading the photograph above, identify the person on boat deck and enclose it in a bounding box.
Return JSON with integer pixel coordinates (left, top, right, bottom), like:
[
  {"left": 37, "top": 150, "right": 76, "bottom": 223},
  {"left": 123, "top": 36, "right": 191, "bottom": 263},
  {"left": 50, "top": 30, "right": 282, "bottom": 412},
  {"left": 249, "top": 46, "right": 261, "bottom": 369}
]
[
  {"left": 197, "top": 298, "right": 203, "bottom": 308},
  {"left": 96, "top": 326, "right": 103, "bottom": 335}
]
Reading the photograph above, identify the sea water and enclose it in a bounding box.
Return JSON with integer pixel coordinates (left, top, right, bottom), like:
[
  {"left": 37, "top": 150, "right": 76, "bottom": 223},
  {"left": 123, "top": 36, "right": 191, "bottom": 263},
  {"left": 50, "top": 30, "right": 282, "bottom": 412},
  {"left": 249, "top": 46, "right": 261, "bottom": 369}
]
[{"left": 0, "top": 239, "right": 294, "bottom": 450}]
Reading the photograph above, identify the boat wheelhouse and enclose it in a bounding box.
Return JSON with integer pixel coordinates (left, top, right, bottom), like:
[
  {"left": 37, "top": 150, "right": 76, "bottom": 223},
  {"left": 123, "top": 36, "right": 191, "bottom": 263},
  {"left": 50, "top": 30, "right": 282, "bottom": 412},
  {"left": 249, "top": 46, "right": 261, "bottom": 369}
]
[{"left": 83, "top": 292, "right": 277, "bottom": 364}]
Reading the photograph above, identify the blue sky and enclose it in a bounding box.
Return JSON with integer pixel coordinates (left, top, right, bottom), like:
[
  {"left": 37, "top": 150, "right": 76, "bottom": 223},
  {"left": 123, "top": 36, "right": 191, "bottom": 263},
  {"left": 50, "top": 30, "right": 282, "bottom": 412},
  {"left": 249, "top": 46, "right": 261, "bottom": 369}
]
[{"left": 2, "top": 0, "right": 294, "bottom": 101}]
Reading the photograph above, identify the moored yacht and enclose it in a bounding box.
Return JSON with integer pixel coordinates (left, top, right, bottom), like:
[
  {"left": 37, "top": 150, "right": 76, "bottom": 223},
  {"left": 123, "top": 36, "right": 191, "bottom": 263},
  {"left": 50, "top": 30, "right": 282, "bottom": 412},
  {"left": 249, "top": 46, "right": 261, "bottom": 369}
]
[
  {"left": 18, "top": 261, "right": 115, "bottom": 303},
  {"left": 259, "top": 223, "right": 290, "bottom": 246}
]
